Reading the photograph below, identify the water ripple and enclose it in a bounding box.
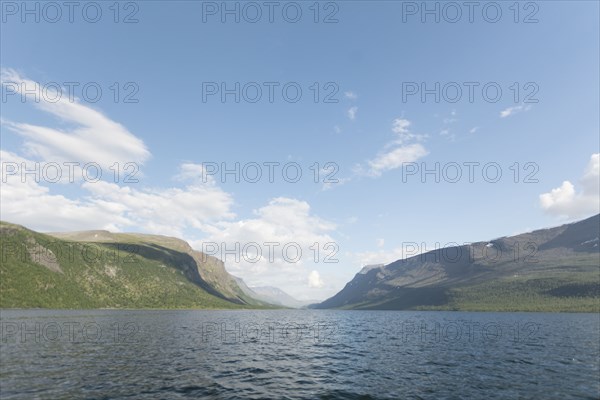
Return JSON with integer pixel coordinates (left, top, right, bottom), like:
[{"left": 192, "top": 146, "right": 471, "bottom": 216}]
[{"left": 1, "top": 310, "right": 598, "bottom": 399}]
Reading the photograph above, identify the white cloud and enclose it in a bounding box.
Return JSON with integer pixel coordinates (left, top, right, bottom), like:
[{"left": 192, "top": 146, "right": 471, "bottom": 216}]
[
  {"left": 322, "top": 118, "right": 431, "bottom": 187},
  {"left": 347, "top": 106, "right": 358, "bottom": 121},
  {"left": 203, "top": 197, "right": 335, "bottom": 254},
  {"left": 0, "top": 68, "right": 150, "bottom": 169},
  {"left": 344, "top": 91, "right": 358, "bottom": 100},
  {"left": 334, "top": 125, "right": 341, "bottom": 134},
  {"left": 308, "top": 270, "right": 324, "bottom": 288},
  {"left": 539, "top": 153, "right": 600, "bottom": 219},
  {"left": 193, "top": 197, "right": 337, "bottom": 287},
  {"left": 0, "top": 70, "right": 237, "bottom": 237},
  {"left": 392, "top": 118, "right": 411, "bottom": 135},
  {"left": 353, "top": 118, "right": 429, "bottom": 177},
  {"left": 0, "top": 151, "right": 131, "bottom": 232},
  {"left": 83, "top": 180, "right": 235, "bottom": 237},
  {"left": 175, "top": 162, "right": 218, "bottom": 186},
  {"left": 391, "top": 118, "right": 427, "bottom": 144},
  {"left": 0, "top": 154, "right": 235, "bottom": 236},
  {"left": 500, "top": 104, "right": 532, "bottom": 118},
  {"left": 376, "top": 238, "right": 385, "bottom": 248},
  {"left": 0, "top": 69, "right": 232, "bottom": 237},
  {"left": 582, "top": 153, "right": 600, "bottom": 191},
  {"left": 186, "top": 196, "right": 339, "bottom": 299},
  {"left": 367, "top": 143, "right": 428, "bottom": 177},
  {"left": 469, "top": 127, "right": 480, "bottom": 134}
]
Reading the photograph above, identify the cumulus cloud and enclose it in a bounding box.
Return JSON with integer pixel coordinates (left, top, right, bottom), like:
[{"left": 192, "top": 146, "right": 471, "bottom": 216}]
[
  {"left": 83, "top": 180, "right": 235, "bottom": 237},
  {"left": 539, "top": 153, "right": 599, "bottom": 219},
  {"left": 201, "top": 197, "right": 336, "bottom": 263},
  {"left": 0, "top": 150, "right": 132, "bottom": 232},
  {"left": 175, "top": 162, "right": 218, "bottom": 185},
  {"left": 308, "top": 270, "right": 324, "bottom": 288},
  {"left": 0, "top": 153, "right": 235, "bottom": 236},
  {"left": 186, "top": 197, "right": 338, "bottom": 296},
  {"left": 344, "top": 91, "right": 358, "bottom": 100}
]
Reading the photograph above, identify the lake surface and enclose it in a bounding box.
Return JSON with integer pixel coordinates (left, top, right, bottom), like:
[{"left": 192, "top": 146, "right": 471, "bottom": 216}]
[{"left": 1, "top": 310, "right": 598, "bottom": 399}]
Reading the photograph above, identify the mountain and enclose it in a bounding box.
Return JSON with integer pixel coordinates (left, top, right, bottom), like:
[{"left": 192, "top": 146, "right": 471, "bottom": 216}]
[
  {"left": 249, "top": 286, "right": 318, "bottom": 309},
  {"left": 313, "top": 214, "right": 600, "bottom": 312},
  {"left": 230, "top": 279, "right": 314, "bottom": 309},
  {"left": 231, "top": 276, "right": 266, "bottom": 303},
  {"left": 0, "top": 221, "right": 275, "bottom": 309}
]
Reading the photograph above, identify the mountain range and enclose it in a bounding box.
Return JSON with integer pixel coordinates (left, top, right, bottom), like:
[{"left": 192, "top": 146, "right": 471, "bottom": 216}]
[
  {"left": 312, "top": 214, "right": 599, "bottom": 312},
  {"left": 1, "top": 215, "right": 598, "bottom": 311}
]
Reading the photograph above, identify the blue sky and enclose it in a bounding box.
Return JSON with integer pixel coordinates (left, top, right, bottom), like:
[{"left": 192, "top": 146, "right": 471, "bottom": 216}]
[{"left": 1, "top": 0, "right": 599, "bottom": 300}]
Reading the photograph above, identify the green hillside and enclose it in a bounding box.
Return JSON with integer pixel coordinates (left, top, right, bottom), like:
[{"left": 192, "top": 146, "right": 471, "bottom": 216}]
[{"left": 0, "top": 221, "right": 272, "bottom": 309}]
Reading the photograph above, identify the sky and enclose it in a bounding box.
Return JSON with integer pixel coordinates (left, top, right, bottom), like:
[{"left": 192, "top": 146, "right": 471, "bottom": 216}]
[{"left": 1, "top": 0, "right": 599, "bottom": 301}]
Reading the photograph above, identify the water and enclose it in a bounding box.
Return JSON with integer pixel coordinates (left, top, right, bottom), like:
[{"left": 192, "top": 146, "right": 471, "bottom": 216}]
[{"left": 1, "top": 310, "right": 598, "bottom": 399}]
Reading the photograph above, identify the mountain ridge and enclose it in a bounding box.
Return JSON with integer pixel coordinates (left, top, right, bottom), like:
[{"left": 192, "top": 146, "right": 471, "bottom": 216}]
[
  {"left": 0, "top": 221, "right": 277, "bottom": 309},
  {"left": 312, "top": 214, "right": 600, "bottom": 312}
]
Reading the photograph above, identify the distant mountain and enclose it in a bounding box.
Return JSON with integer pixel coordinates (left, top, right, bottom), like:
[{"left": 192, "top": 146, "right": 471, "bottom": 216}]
[
  {"left": 230, "top": 276, "right": 277, "bottom": 305},
  {"left": 249, "top": 286, "right": 318, "bottom": 309},
  {"left": 0, "top": 221, "right": 274, "bottom": 309},
  {"left": 313, "top": 214, "right": 600, "bottom": 312}
]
